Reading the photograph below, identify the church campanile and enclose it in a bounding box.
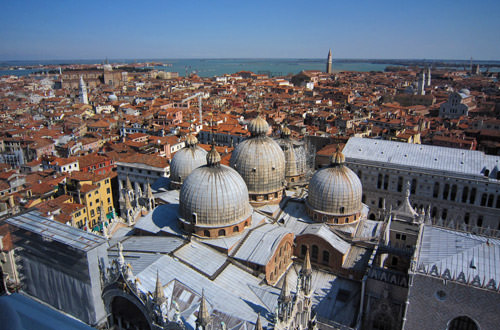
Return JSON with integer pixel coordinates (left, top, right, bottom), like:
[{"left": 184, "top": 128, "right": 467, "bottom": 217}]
[{"left": 326, "top": 49, "right": 332, "bottom": 74}]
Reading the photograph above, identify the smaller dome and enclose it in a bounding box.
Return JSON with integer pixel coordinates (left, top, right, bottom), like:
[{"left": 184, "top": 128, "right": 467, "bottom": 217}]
[
  {"left": 169, "top": 138, "right": 207, "bottom": 188},
  {"left": 459, "top": 88, "right": 470, "bottom": 96},
  {"left": 248, "top": 115, "right": 269, "bottom": 136},
  {"left": 108, "top": 94, "right": 117, "bottom": 101},
  {"left": 307, "top": 150, "right": 362, "bottom": 221}
]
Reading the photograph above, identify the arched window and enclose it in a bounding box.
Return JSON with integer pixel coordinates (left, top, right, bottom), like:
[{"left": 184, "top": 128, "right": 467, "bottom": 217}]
[
  {"left": 322, "top": 251, "right": 330, "bottom": 264},
  {"left": 480, "top": 193, "right": 487, "bottom": 206},
  {"left": 383, "top": 174, "right": 389, "bottom": 190},
  {"left": 448, "top": 316, "right": 478, "bottom": 330},
  {"left": 411, "top": 178, "right": 417, "bottom": 194},
  {"left": 397, "top": 176, "right": 403, "bottom": 192},
  {"left": 462, "top": 186, "right": 469, "bottom": 203},
  {"left": 442, "top": 208, "right": 448, "bottom": 220},
  {"left": 300, "top": 244, "right": 307, "bottom": 257},
  {"left": 377, "top": 174, "right": 383, "bottom": 189},
  {"left": 339, "top": 206, "right": 345, "bottom": 214},
  {"left": 488, "top": 194, "right": 494, "bottom": 207},
  {"left": 233, "top": 226, "right": 239, "bottom": 232},
  {"left": 204, "top": 230, "right": 210, "bottom": 237},
  {"left": 464, "top": 213, "right": 470, "bottom": 225},
  {"left": 443, "top": 184, "right": 450, "bottom": 200},
  {"left": 470, "top": 188, "right": 477, "bottom": 204},
  {"left": 433, "top": 182, "right": 440, "bottom": 198},
  {"left": 218, "top": 229, "right": 226, "bottom": 237},
  {"left": 311, "top": 245, "right": 319, "bottom": 261},
  {"left": 450, "top": 184, "right": 457, "bottom": 201}
]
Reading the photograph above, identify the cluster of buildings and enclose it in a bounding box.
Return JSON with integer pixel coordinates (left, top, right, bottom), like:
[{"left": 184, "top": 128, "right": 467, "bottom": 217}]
[{"left": 0, "top": 53, "right": 499, "bottom": 330}]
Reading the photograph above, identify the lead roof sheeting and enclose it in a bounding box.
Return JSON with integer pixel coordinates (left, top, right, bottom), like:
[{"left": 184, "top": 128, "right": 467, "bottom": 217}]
[
  {"left": 108, "top": 251, "right": 163, "bottom": 274},
  {"left": 5, "top": 211, "right": 106, "bottom": 252},
  {"left": 110, "top": 236, "right": 185, "bottom": 254},
  {"left": 134, "top": 204, "right": 182, "bottom": 235},
  {"left": 173, "top": 241, "right": 227, "bottom": 276},
  {"left": 300, "top": 224, "right": 351, "bottom": 255},
  {"left": 233, "top": 224, "right": 291, "bottom": 265},
  {"left": 136, "top": 255, "right": 279, "bottom": 324},
  {"left": 356, "top": 220, "right": 382, "bottom": 239},
  {"left": 418, "top": 226, "right": 500, "bottom": 284},
  {"left": 155, "top": 189, "right": 180, "bottom": 204},
  {"left": 343, "top": 137, "right": 500, "bottom": 177}
]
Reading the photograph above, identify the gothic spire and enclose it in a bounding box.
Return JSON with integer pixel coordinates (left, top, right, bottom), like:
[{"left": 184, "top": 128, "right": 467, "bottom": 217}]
[
  {"left": 126, "top": 175, "right": 133, "bottom": 192},
  {"left": 279, "top": 271, "right": 291, "bottom": 302},
  {"left": 154, "top": 269, "right": 165, "bottom": 305},
  {"left": 255, "top": 314, "right": 263, "bottom": 330},
  {"left": 302, "top": 248, "right": 312, "bottom": 276},
  {"left": 196, "top": 289, "right": 210, "bottom": 330}
]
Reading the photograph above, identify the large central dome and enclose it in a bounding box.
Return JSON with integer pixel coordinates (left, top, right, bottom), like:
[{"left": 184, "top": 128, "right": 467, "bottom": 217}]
[
  {"left": 230, "top": 115, "right": 286, "bottom": 206},
  {"left": 306, "top": 149, "right": 363, "bottom": 225},
  {"left": 179, "top": 145, "right": 252, "bottom": 238}
]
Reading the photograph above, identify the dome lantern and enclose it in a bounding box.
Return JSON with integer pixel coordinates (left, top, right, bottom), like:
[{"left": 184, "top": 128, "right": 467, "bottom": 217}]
[
  {"left": 206, "top": 144, "right": 221, "bottom": 167},
  {"left": 248, "top": 114, "right": 269, "bottom": 137}
]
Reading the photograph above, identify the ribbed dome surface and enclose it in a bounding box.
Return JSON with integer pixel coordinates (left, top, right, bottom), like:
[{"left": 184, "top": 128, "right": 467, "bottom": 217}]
[
  {"left": 276, "top": 137, "right": 307, "bottom": 178},
  {"left": 248, "top": 115, "right": 270, "bottom": 136},
  {"left": 307, "top": 164, "right": 362, "bottom": 216},
  {"left": 179, "top": 165, "right": 252, "bottom": 227},
  {"left": 230, "top": 136, "right": 286, "bottom": 194},
  {"left": 170, "top": 146, "right": 207, "bottom": 185}
]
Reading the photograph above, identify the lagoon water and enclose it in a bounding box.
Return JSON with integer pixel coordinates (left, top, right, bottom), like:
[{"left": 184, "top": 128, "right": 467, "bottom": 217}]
[
  {"left": 0, "top": 58, "right": 392, "bottom": 78},
  {"left": 1, "top": 58, "right": 499, "bottom": 78}
]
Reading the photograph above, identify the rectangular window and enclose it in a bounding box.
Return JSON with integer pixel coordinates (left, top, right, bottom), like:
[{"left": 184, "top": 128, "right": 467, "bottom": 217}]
[{"left": 396, "top": 233, "right": 401, "bottom": 239}]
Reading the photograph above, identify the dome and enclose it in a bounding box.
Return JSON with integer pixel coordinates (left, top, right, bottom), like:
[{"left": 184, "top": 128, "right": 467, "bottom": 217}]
[
  {"left": 179, "top": 146, "right": 252, "bottom": 235},
  {"left": 230, "top": 132, "right": 286, "bottom": 203},
  {"left": 169, "top": 134, "right": 207, "bottom": 188},
  {"left": 306, "top": 151, "right": 362, "bottom": 222},
  {"left": 248, "top": 115, "right": 270, "bottom": 136},
  {"left": 276, "top": 128, "right": 307, "bottom": 185},
  {"left": 108, "top": 94, "right": 117, "bottom": 101}
]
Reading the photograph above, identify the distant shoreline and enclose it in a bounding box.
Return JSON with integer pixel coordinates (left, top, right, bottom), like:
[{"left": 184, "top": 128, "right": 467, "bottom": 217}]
[{"left": 2, "top": 58, "right": 500, "bottom": 78}]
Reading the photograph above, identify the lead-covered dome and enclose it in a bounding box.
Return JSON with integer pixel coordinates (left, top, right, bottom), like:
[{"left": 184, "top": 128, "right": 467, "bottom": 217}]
[
  {"left": 306, "top": 149, "right": 363, "bottom": 225},
  {"left": 169, "top": 133, "right": 207, "bottom": 189},
  {"left": 179, "top": 145, "right": 252, "bottom": 238},
  {"left": 276, "top": 126, "right": 307, "bottom": 187},
  {"left": 230, "top": 115, "right": 286, "bottom": 205}
]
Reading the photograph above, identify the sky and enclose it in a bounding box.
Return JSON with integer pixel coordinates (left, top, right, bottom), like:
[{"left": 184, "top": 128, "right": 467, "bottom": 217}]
[{"left": 1, "top": 0, "right": 499, "bottom": 61}]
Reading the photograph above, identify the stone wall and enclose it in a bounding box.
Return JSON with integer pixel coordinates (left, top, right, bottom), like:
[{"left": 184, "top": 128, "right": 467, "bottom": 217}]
[{"left": 404, "top": 274, "right": 500, "bottom": 330}]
